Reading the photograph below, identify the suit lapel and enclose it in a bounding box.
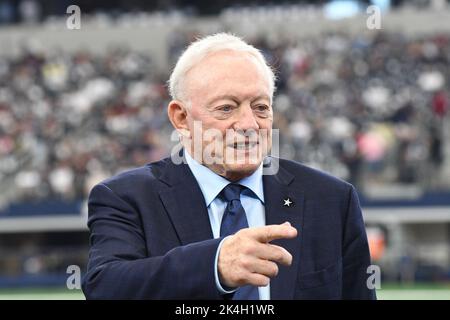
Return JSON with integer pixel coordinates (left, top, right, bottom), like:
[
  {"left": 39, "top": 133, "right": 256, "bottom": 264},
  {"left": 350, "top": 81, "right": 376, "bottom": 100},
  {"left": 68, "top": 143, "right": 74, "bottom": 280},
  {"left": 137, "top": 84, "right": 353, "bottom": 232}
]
[
  {"left": 158, "top": 155, "right": 214, "bottom": 245},
  {"left": 156, "top": 153, "right": 304, "bottom": 299},
  {"left": 263, "top": 161, "right": 304, "bottom": 300}
]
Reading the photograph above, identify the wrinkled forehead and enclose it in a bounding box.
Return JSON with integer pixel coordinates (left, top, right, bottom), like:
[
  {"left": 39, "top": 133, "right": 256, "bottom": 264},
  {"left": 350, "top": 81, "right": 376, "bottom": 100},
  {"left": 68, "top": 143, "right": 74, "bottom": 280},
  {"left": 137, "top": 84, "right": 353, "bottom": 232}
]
[{"left": 183, "top": 50, "right": 272, "bottom": 103}]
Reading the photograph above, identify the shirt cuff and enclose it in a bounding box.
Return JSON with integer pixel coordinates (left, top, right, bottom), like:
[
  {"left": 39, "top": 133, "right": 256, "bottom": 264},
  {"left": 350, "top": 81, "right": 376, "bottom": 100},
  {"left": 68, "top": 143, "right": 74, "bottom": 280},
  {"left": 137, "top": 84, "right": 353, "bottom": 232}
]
[{"left": 214, "top": 236, "right": 238, "bottom": 294}]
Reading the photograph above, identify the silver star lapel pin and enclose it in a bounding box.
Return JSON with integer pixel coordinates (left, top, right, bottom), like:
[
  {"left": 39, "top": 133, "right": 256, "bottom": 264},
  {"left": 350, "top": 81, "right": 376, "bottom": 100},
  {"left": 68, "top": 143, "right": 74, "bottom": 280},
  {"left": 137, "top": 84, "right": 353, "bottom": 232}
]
[{"left": 283, "top": 198, "right": 293, "bottom": 207}]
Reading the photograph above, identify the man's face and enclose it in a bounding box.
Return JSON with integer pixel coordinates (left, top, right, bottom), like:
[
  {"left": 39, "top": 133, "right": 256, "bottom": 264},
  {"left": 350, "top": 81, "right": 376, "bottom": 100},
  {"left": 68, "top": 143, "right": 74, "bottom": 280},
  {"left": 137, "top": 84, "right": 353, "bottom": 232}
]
[{"left": 182, "top": 50, "right": 273, "bottom": 181}]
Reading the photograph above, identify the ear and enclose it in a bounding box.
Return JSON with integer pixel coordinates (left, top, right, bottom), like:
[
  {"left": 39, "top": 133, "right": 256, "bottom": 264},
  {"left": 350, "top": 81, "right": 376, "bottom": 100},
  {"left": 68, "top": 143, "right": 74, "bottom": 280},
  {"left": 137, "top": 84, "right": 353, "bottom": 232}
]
[{"left": 168, "top": 100, "right": 190, "bottom": 132}]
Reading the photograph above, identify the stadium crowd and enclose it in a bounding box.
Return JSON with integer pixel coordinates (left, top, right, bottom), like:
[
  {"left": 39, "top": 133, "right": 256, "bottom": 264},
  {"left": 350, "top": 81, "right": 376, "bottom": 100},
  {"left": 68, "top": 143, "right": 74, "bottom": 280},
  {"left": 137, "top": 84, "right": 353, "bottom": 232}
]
[{"left": 0, "top": 31, "right": 449, "bottom": 209}]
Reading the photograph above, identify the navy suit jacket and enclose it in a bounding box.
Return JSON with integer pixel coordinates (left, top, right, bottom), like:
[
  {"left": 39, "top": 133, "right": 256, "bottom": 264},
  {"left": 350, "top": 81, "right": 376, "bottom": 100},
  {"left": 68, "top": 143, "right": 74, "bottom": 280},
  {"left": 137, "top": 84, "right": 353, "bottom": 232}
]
[{"left": 82, "top": 154, "right": 376, "bottom": 300}]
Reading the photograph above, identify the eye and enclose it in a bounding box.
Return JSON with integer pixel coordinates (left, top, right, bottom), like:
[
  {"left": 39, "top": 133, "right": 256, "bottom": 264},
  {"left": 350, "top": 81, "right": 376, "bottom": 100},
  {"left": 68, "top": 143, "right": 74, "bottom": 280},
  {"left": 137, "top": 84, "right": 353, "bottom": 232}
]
[
  {"left": 254, "top": 104, "right": 269, "bottom": 112},
  {"left": 218, "top": 105, "right": 233, "bottom": 112}
]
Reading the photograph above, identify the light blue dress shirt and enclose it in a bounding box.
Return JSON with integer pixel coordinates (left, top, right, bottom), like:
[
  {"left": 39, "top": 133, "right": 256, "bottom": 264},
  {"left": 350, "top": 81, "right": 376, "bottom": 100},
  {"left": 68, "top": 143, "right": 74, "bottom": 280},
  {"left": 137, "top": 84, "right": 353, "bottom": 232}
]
[{"left": 184, "top": 150, "right": 270, "bottom": 300}]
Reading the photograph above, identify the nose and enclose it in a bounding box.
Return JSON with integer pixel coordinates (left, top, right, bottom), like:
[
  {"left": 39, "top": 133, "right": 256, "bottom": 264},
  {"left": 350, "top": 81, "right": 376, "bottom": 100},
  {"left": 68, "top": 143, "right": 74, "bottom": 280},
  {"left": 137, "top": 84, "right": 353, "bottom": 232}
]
[{"left": 234, "top": 104, "right": 259, "bottom": 131}]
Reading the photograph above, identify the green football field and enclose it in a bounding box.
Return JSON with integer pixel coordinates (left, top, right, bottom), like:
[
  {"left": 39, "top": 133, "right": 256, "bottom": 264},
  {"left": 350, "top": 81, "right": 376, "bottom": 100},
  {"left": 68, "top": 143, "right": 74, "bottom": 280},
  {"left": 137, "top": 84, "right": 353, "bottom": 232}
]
[{"left": 0, "top": 283, "right": 449, "bottom": 300}]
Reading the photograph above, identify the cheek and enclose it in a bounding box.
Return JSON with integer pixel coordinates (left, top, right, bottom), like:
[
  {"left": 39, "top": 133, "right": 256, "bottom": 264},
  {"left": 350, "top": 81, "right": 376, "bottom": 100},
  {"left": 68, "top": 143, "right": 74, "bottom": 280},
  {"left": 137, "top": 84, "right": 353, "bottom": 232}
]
[
  {"left": 202, "top": 120, "right": 231, "bottom": 137},
  {"left": 258, "top": 118, "right": 273, "bottom": 134},
  {"left": 200, "top": 123, "right": 228, "bottom": 148}
]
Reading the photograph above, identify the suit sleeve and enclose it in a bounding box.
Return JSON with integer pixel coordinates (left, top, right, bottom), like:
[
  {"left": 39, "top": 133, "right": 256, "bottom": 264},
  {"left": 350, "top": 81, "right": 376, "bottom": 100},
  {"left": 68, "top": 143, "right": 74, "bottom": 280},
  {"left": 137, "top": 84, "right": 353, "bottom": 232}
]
[
  {"left": 82, "top": 183, "right": 224, "bottom": 299},
  {"left": 341, "top": 185, "right": 377, "bottom": 300}
]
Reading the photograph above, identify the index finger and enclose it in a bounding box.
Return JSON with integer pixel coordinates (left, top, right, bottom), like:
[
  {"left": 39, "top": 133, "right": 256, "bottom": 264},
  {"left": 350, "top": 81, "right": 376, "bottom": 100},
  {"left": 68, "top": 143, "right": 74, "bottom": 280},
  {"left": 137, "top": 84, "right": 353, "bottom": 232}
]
[{"left": 249, "top": 223, "right": 298, "bottom": 243}]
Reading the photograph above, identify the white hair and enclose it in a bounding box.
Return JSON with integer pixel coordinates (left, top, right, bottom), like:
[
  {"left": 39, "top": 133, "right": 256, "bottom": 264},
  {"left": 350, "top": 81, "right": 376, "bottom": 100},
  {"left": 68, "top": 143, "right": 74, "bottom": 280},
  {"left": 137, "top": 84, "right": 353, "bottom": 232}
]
[{"left": 168, "top": 33, "right": 276, "bottom": 102}]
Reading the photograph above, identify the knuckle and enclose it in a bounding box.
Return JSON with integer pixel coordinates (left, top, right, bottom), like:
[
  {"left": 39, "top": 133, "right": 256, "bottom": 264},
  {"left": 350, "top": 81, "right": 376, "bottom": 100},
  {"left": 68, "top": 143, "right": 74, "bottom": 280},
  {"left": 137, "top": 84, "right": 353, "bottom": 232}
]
[
  {"left": 260, "top": 276, "right": 270, "bottom": 286},
  {"left": 270, "top": 263, "right": 279, "bottom": 276},
  {"left": 241, "top": 242, "right": 253, "bottom": 255},
  {"left": 264, "top": 262, "right": 278, "bottom": 277},
  {"left": 245, "top": 243, "right": 257, "bottom": 255},
  {"left": 274, "top": 249, "right": 284, "bottom": 261},
  {"left": 232, "top": 267, "right": 246, "bottom": 281},
  {"left": 240, "top": 256, "right": 251, "bottom": 269},
  {"left": 235, "top": 272, "right": 245, "bottom": 283},
  {"left": 254, "top": 278, "right": 264, "bottom": 286}
]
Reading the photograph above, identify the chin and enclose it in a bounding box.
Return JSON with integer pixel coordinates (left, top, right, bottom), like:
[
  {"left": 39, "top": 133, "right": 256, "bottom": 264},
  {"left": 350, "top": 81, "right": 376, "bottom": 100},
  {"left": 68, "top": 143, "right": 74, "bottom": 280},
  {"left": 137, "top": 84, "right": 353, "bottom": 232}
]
[{"left": 223, "top": 162, "right": 261, "bottom": 181}]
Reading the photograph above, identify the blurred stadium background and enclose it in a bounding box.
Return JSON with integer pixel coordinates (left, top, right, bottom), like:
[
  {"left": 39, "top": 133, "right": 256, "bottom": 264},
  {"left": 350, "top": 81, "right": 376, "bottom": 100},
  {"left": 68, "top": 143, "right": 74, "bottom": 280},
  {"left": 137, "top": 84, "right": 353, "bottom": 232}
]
[{"left": 0, "top": 0, "right": 449, "bottom": 300}]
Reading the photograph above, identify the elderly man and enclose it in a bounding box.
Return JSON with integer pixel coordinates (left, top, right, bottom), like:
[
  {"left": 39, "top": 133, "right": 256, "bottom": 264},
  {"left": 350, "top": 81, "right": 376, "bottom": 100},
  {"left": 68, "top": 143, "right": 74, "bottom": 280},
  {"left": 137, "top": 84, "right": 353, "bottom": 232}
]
[{"left": 83, "top": 33, "right": 376, "bottom": 300}]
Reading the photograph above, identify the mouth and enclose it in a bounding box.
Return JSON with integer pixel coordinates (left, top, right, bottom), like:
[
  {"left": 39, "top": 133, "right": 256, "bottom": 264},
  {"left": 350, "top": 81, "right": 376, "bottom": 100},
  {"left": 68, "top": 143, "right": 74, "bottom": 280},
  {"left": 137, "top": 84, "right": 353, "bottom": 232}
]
[{"left": 229, "top": 141, "right": 259, "bottom": 150}]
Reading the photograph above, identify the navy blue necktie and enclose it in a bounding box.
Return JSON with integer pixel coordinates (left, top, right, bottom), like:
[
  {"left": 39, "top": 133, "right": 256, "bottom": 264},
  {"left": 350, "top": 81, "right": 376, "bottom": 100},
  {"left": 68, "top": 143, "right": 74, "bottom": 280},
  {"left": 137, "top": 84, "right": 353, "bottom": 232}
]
[{"left": 219, "top": 183, "right": 260, "bottom": 300}]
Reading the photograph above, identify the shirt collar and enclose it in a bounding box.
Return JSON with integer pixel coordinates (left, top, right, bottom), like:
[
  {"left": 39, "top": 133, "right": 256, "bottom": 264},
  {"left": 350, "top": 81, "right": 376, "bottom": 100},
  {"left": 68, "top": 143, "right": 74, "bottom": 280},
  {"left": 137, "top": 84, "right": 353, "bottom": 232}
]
[{"left": 184, "top": 150, "right": 265, "bottom": 207}]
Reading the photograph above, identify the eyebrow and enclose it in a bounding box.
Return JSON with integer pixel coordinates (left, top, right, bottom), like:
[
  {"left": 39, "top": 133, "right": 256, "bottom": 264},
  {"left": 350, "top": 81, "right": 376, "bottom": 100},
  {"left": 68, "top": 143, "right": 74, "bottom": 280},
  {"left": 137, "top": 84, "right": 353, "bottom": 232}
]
[{"left": 207, "top": 94, "right": 271, "bottom": 105}]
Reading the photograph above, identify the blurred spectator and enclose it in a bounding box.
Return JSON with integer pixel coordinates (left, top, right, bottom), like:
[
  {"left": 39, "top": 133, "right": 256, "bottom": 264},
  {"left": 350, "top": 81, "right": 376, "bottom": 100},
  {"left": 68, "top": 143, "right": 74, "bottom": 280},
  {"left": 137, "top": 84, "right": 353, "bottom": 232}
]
[
  {"left": 0, "top": 0, "right": 15, "bottom": 24},
  {"left": 19, "top": 0, "right": 41, "bottom": 24}
]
